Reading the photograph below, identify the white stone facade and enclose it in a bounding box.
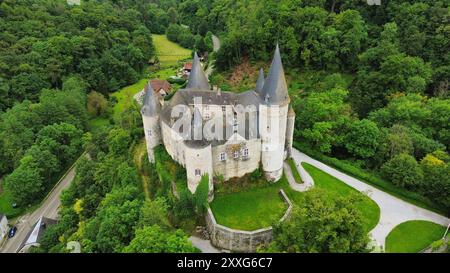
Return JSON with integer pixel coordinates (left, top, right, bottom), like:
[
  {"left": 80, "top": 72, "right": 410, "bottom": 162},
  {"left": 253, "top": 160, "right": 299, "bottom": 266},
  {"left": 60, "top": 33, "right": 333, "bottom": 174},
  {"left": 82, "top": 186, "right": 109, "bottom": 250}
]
[{"left": 142, "top": 47, "right": 294, "bottom": 195}]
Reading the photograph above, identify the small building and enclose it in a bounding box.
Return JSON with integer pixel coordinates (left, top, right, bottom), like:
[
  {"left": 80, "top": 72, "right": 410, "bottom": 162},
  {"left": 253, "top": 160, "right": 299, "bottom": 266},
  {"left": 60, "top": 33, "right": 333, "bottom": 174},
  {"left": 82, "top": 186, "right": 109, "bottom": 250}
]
[
  {"left": 150, "top": 79, "right": 172, "bottom": 98},
  {"left": 0, "top": 214, "right": 8, "bottom": 242},
  {"left": 18, "top": 216, "right": 57, "bottom": 253},
  {"left": 183, "top": 62, "right": 193, "bottom": 77}
]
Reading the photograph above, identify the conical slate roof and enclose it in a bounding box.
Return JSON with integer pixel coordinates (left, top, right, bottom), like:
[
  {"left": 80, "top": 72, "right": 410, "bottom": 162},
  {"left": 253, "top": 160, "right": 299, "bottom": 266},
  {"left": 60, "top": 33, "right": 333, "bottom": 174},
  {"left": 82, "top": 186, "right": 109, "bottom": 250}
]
[
  {"left": 186, "top": 52, "right": 210, "bottom": 90},
  {"left": 260, "top": 44, "right": 289, "bottom": 105},
  {"left": 255, "top": 68, "right": 265, "bottom": 93},
  {"left": 141, "top": 83, "right": 160, "bottom": 116}
]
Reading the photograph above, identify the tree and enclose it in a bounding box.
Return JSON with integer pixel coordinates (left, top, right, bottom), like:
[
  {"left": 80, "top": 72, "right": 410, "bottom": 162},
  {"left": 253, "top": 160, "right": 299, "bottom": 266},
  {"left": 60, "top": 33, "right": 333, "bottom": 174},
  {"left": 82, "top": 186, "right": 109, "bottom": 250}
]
[
  {"left": 381, "top": 153, "right": 423, "bottom": 189},
  {"left": 267, "top": 190, "right": 370, "bottom": 253},
  {"left": 123, "top": 226, "right": 197, "bottom": 253},
  {"left": 4, "top": 162, "right": 44, "bottom": 206},
  {"left": 193, "top": 174, "right": 209, "bottom": 215},
  {"left": 302, "top": 122, "right": 335, "bottom": 154},
  {"left": 87, "top": 91, "right": 108, "bottom": 117},
  {"left": 345, "top": 119, "right": 380, "bottom": 158},
  {"left": 138, "top": 198, "right": 171, "bottom": 229},
  {"left": 419, "top": 154, "right": 450, "bottom": 209}
]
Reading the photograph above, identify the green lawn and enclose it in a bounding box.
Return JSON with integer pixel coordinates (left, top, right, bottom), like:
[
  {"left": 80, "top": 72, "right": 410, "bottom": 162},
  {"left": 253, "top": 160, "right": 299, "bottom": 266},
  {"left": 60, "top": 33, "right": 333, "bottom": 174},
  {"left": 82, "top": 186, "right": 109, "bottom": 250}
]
[
  {"left": 210, "top": 162, "right": 380, "bottom": 232},
  {"left": 152, "top": 34, "right": 191, "bottom": 67},
  {"left": 111, "top": 78, "right": 148, "bottom": 121},
  {"left": 0, "top": 190, "right": 22, "bottom": 218},
  {"left": 210, "top": 185, "right": 286, "bottom": 231},
  {"left": 109, "top": 35, "right": 189, "bottom": 121},
  {"left": 287, "top": 158, "right": 302, "bottom": 184},
  {"left": 385, "top": 221, "right": 446, "bottom": 253},
  {"left": 302, "top": 163, "right": 380, "bottom": 232}
]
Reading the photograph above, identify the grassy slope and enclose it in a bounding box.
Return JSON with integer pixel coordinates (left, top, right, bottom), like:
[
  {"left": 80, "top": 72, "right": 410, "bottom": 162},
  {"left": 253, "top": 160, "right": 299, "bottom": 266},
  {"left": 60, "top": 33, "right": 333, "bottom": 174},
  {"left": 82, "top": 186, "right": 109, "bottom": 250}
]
[
  {"left": 0, "top": 190, "right": 22, "bottom": 218},
  {"left": 152, "top": 34, "right": 191, "bottom": 68},
  {"left": 385, "top": 221, "right": 446, "bottom": 253},
  {"left": 111, "top": 78, "right": 148, "bottom": 121},
  {"left": 302, "top": 163, "right": 380, "bottom": 232},
  {"left": 210, "top": 163, "right": 380, "bottom": 232}
]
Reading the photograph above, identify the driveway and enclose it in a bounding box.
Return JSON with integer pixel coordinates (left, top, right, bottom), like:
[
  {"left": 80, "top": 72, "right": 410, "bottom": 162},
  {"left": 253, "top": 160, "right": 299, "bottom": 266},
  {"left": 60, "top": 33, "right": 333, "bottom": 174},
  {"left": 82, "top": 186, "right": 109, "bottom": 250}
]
[
  {"left": 290, "top": 148, "right": 450, "bottom": 249},
  {"left": 205, "top": 34, "right": 221, "bottom": 79}
]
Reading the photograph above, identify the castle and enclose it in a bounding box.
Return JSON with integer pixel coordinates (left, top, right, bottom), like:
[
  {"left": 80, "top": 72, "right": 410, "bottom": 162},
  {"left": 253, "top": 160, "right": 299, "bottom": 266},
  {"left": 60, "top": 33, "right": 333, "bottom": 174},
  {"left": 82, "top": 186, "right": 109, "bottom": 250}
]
[{"left": 141, "top": 45, "right": 295, "bottom": 197}]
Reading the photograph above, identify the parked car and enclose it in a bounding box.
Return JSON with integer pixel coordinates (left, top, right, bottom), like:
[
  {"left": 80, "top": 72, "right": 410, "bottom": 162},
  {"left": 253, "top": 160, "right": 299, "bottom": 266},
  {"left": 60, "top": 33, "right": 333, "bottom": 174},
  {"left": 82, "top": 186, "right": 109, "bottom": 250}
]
[{"left": 8, "top": 226, "right": 17, "bottom": 238}]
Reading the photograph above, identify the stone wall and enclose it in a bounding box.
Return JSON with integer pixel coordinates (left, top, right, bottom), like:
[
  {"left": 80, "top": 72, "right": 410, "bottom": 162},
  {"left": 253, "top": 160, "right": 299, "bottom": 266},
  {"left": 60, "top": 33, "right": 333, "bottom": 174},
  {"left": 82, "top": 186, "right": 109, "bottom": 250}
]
[
  {"left": 205, "top": 189, "right": 293, "bottom": 252},
  {"left": 211, "top": 136, "right": 261, "bottom": 181}
]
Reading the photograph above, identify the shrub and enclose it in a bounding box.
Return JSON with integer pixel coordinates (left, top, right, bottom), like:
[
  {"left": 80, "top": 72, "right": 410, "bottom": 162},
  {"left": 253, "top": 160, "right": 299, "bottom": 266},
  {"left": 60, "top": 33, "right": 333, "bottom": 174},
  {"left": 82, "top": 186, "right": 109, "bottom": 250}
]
[{"left": 381, "top": 153, "right": 423, "bottom": 189}]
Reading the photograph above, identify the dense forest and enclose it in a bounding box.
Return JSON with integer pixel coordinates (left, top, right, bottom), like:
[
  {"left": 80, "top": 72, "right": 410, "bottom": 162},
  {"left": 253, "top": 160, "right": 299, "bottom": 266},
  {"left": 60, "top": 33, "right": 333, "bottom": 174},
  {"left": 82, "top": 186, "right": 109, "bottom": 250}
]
[
  {"left": 0, "top": 0, "right": 449, "bottom": 253},
  {"left": 0, "top": 0, "right": 165, "bottom": 204}
]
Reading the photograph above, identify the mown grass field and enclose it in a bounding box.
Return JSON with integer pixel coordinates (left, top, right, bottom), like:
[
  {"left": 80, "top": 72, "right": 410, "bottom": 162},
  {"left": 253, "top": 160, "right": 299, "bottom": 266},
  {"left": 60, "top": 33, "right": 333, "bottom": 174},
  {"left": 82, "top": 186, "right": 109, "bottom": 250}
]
[
  {"left": 210, "top": 184, "right": 286, "bottom": 231},
  {"left": 385, "top": 220, "right": 446, "bottom": 253},
  {"left": 152, "top": 34, "right": 191, "bottom": 67},
  {"left": 210, "top": 162, "right": 380, "bottom": 232}
]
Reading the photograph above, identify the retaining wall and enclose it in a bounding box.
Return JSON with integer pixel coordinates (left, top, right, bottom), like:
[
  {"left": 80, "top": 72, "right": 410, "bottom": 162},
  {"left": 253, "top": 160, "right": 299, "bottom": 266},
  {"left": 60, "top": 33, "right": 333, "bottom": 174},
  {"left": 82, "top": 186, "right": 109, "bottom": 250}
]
[{"left": 205, "top": 189, "right": 293, "bottom": 252}]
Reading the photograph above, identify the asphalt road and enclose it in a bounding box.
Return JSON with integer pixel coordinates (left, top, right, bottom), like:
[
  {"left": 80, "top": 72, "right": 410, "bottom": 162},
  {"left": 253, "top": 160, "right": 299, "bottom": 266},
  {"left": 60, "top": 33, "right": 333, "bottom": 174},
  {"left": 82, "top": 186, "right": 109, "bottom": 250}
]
[{"left": 0, "top": 164, "right": 77, "bottom": 253}]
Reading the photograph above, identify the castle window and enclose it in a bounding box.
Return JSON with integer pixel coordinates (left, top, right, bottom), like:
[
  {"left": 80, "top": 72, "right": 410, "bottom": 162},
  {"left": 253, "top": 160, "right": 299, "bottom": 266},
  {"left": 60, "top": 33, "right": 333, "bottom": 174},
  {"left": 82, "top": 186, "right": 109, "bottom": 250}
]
[
  {"left": 195, "top": 169, "right": 201, "bottom": 176},
  {"left": 242, "top": 148, "right": 249, "bottom": 158},
  {"left": 233, "top": 150, "right": 239, "bottom": 159},
  {"left": 222, "top": 105, "right": 226, "bottom": 112},
  {"left": 205, "top": 105, "right": 209, "bottom": 111},
  {"left": 146, "top": 129, "right": 152, "bottom": 137},
  {"left": 219, "top": 152, "right": 226, "bottom": 162}
]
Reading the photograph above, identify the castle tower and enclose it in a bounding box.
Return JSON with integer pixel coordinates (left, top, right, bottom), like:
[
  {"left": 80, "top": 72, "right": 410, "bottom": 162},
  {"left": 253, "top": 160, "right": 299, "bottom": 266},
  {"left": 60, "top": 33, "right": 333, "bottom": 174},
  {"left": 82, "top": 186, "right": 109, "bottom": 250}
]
[
  {"left": 259, "top": 44, "right": 290, "bottom": 182},
  {"left": 141, "top": 83, "right": 161, "bottom": 163},
  {"left": 187, "top": 52, "right": 210, "bottom": 90}
]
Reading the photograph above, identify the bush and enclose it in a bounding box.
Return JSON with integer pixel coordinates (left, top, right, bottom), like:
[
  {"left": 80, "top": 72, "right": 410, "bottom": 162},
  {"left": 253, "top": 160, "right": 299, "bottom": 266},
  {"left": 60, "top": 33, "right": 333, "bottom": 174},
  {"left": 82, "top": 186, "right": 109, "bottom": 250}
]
[{"left": 381, "top": 153, "right": 423, "bottom": 189}]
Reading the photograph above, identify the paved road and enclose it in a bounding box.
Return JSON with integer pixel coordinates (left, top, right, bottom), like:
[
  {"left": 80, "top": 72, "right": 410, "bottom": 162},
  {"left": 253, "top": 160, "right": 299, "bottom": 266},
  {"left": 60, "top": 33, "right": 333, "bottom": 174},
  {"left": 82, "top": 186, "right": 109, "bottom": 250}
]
[
  {"left": 283, "top": 162, "right": 313, "bottom": 192},
  {"left": 211, "top": 34, "right": 221, "bottom": 52},
  {"left": 290, "top": 148, "right": 450, "bottom": 249},
  {"left": 0, "top": 162, "right": 78, "bottom": 253},
  {"left": 205, "top": 34, "right": 221, "bottom": 79}
]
